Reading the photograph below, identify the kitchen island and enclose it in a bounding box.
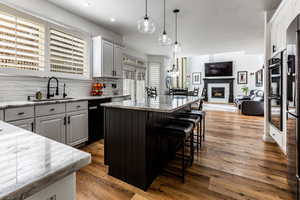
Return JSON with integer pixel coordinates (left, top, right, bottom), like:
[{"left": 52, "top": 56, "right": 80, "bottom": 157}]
[
  {"left": 0, "top": 121, "right": 91, "bottom": 200},
  {"left": 102, "top": 95, "right": 200, "bottom": 190}
]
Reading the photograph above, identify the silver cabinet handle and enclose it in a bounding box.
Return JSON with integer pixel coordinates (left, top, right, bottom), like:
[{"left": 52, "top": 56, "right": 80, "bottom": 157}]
[
  {"left": 18, "top": 112, "right": 25, "bottom": 115},
  {"left": 50, "top": 108, "right": 55, "bottom": 111},
  {"left": 89, "top": 106, "right": 97, "bottom": 110}
]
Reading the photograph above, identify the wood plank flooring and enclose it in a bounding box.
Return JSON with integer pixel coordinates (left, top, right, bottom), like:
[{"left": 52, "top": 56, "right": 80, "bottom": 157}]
[{"left": 77, "top": 110, "right": 293, "bottom": 200}]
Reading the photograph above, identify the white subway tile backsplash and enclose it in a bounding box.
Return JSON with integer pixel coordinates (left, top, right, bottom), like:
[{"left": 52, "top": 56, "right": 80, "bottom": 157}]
[{"left": 0, "top": 76, "right": 122, "bottom": 102}]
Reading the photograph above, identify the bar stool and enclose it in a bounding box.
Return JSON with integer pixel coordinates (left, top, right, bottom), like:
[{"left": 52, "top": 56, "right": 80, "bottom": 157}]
[
  {"left": 170, "top": 113, "right": 202, "bottom": 151},
  {"left": 187, "top": 99, "right": 206, "bottom": 141},
  {"left": 187, "top": 110, "right": 206, "bottom": 141},
  {"left": 158, "top": 120, "right": 194, "bottom": 183}
]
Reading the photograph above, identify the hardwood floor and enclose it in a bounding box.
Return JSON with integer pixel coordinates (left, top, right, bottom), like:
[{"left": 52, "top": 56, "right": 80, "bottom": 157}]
[{"left": 77, "top": 110, "right": 293, "bottom": 200}]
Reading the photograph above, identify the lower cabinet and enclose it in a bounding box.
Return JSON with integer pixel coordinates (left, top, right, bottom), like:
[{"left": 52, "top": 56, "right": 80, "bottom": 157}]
[
  {"left": 9, "top": 118, "right": 34, "bottom": 132},
  {"left": 36, "top": 114, "right": 66, "bottom": 144},
  {"left": 66, "top": 110, "right": 88, "bottom": 146}
]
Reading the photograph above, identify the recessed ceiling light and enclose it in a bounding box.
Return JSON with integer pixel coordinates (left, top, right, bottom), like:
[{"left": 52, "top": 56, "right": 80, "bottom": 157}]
[
  {"left": 83, "top": 1, "right": 91, "bottom": 7},
  {"left": 110, "top": 18, "right": 116, "bottom": 22}
]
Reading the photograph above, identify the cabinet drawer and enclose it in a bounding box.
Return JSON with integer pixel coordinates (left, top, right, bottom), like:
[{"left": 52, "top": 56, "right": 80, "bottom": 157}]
[
  {"left": 0, "top": 110, "right": 3, "bottom": 121},
  {"left": 36, "top": 103, "right": 66, "bottom": 117},
  {"left": 66, "top": 101, "right": 88, "bottom": 112},
  {"left": 5, "top": 106, "right": 34, "bottom": 122}
]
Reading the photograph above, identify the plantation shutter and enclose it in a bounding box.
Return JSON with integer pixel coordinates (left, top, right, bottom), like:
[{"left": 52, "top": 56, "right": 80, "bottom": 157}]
[
  {"left": 149, "top": 62, "right": 160, "bottom": 93},
  {"left": 0, "top": 11, "right": 45, "bottom": 71},
  {"left": 50, "top": 29, "right": 86, "bottom": 74}
]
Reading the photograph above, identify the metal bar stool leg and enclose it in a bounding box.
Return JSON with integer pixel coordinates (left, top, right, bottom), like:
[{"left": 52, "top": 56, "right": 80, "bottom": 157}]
[
  {"left": 182, "top": 138, "right": 185, "bottom": 183},
  {"left": 196, "top": 124, "right": 199, "bottom": 152},
  {"left": 190, "top": 131, "right": 194, "bottom": 165},
  {"left": 199, "top": 122, "right": 202, "bottom": 148},
  {"left": 203, "top": 115, "right": 205, "bottom": 141}
]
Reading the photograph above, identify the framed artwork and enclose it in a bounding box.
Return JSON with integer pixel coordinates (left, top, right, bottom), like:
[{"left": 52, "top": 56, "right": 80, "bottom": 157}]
[
  {"left": 255, "top": 69, "right": 263, "bottom": 87},
  {"left": 237, "top": 71, "right": 248, "bottom": 84},
  {"left": 192, "top": 72, "right": 201, "bottom": 85}
]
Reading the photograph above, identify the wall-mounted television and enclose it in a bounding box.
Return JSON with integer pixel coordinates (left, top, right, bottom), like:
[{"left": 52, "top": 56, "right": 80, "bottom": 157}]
[{"left": 205, "top": 61, "right": 233, "bottom": 77}]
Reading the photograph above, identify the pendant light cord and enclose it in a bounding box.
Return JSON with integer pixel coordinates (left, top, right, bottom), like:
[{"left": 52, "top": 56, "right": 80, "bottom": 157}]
[
  {"left": 175, "top": 11, "right": 178, "bottom": 42},
  {"left": 145, "top": 0, "right": 148, "bottom": 17},
  {"left": 163, "top": 0, "right": 166, "bottom": 32}
]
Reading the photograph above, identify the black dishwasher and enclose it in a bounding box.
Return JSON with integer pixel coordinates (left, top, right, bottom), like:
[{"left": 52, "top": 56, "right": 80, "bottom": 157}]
[{"left": 88, "top": 98, "right": 111, "bottom": 143}]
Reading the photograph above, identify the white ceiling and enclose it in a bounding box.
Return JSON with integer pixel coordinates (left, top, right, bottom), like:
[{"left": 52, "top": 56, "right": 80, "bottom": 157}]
[{"left": 47, "top": 0, "right": 281, "bottom": 56}]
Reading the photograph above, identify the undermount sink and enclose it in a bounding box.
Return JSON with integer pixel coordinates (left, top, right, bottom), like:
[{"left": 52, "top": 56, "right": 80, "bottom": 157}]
[{"left": 29, "top": 97, "right": 75, "bottom": 102}]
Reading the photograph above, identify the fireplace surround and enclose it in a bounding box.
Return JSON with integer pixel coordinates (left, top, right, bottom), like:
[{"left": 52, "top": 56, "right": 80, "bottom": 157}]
[{"left": 203, "top": 78, "right": 234, "bottom": 103}]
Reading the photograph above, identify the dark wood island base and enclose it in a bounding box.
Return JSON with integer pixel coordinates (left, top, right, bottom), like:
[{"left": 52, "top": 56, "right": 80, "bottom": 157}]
[{"left": 102, "top": 95, "right": 200, "bottom": 190}]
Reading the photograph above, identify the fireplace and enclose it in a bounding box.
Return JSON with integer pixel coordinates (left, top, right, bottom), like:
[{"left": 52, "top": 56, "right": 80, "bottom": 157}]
[
  {"left": 212, "top": 87, "right": 225, "bottom": 98},
  {"left": 203, "top": 78, "right": 234, "bottom": 103}
]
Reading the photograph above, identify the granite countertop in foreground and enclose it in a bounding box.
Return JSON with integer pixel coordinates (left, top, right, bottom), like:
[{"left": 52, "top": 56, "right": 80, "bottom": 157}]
[
  {"left": 0, "top": 121, "right": 91, "bottom": 200},
  {"left": 0, "top": 94, "right": 130, "bottom": 109},
  {"left": 101, "top": 95, "right": 201, "bottom": 113}
]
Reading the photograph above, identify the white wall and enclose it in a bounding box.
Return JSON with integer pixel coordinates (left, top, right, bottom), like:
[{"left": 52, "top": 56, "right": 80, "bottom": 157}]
[
  {"left": 0, "top": 1, "right": 147, "bottom": 101},
  {"left": 264, "top": 0, "right": 300, "bottom": 154},
  {"left": 187, "top": 52, "right": 264, "bottom": 96}
]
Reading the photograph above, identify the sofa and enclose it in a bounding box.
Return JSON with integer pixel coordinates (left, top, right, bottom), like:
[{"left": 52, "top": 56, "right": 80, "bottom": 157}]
[{"left": 235, "top": 90, "right": 264, "bottom": 116}]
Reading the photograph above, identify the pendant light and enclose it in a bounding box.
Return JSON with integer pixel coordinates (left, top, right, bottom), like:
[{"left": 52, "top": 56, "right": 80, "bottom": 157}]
[
  {"left": 172, "top": 9, "right": 182, "bottom": 53},
  {"left": 137, "top": 0, "right": 155, "bottom": 34},
  {"left": 167, "top": 52, "right": 179, "bottom": 77},
  {"left": 158, "top": 0, "right": 171, "bottom": 46}
]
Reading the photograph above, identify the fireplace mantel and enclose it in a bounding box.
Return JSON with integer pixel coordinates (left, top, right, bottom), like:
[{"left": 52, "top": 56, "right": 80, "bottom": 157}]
[{"left": 203, "top": 78, "right": 234, "bottom": 103}]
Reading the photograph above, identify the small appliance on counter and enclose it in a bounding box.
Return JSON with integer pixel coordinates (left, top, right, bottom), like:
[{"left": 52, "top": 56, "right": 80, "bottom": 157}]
[{"left": 91, "top": 82, "right": 105, "bottom": 96}]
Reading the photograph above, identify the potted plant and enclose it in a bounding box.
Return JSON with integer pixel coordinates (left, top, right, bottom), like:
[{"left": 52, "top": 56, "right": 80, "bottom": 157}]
[{"left": 241, "top": 86, "right": 249, "bottom": 96}]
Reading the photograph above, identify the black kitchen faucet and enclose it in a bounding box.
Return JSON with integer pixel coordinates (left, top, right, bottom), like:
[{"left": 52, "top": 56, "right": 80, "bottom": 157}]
[{"left": 47, "top": 77, "right": 59, "bottom": 99}]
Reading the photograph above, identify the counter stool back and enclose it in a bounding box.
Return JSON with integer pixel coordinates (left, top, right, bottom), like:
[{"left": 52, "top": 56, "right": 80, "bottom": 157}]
[{"left": 157, "top": 120, "right": 194, "bottom": 183}]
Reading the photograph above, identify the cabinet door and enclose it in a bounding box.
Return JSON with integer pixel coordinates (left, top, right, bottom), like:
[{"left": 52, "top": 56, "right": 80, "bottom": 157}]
[
  {"left": 114, "top": 45, "right": 123, "bottom": 78},
  {"left": 102, "top": 40, "right": 114, "bottom": 77},
  {"left": 36, "top": 114, "right": 66, "bottom": 144},
  {"left": 10, "top": 118, "right": 34, "bottom": 132},
  {"left": 0, "top": 110, "right": 3, "bottom": 121},
  {"left": 67, "top": 110, "right": 88, "bottom": 146}
]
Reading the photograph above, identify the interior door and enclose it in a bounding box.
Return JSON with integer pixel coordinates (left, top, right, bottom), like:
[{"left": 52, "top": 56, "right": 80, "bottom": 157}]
[
  {"left": 102, "top": 40, "right": 114, "bottom": 77},
  {"left": 67, "top": 110, "right": 88, "bottom": 146},
  {"left": 36, "top": 114, "right": 66, "bottom": 143}
]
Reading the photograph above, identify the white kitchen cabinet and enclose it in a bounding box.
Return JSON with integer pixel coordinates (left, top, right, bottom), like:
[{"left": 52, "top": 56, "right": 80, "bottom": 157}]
[
  {"left": 26, "top": 173, "right": 75, "bottom": 200},
  {"left": 93, "top": 36, "right": 124, "bottom": 78},
  {"left": 10, "top": 118, "right": 34, "bottom": 132},
  {"left": 0, "top": 110, "right": 3, "bottom": 121},
  {"left": 114, "top": 44, "right": 124, "bottom": 78},
  {"left": 67, "top": 110, "right": 88, "bottom": 146},
  {"left": 102, "top": 40, "right": 114, "bottom": 77},
  {"left": 5, "top": 106, "right": 34, "bottom": 122},
  {"left": 36, "top": 113, "right": 66, "bottom": 144}
]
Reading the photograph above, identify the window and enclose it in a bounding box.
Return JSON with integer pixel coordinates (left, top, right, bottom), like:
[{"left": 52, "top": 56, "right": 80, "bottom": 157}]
[
  {"left": 0, "top": 4, "right": 90, "bottom": 79},
  {"left": 123, "top": 69, "right": 135, "bottom": 99},
  {"left": 149, "top": 62, "right": 160, "bottom": 92},
  {"left": 0, "top": 11, "right": 45, "bottom": 71},
  {"left": 49, "top": 29, "right": 87, "bottom": 75}
]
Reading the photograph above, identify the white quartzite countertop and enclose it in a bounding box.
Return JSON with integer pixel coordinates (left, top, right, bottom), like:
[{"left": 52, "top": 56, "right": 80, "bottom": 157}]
[
  {"left": 101, "top": 95, "right": 201, "bottom": 113},
  {"left": 0, "top": 121, "right": 91, "bottom": 200},
  {"left": 0, "top": 94, "right": 130, "bottom": 109}
]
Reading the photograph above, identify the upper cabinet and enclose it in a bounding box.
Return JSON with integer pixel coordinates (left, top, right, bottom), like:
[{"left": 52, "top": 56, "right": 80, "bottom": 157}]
[
  {"left": 0, "top": 110, "right": 3, "bottom": 121},
  {"left": 102, "top": 40, "right": 114, "bottom": 77},
  {"left": 93, "top": 36, "right": 124, "bottom": 78}
]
